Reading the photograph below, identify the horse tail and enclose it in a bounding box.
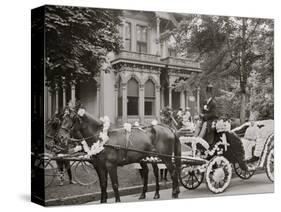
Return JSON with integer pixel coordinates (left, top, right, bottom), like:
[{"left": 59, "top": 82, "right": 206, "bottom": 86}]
[{"left": 174, "top": 132, "right": 181, "bottom": 177}]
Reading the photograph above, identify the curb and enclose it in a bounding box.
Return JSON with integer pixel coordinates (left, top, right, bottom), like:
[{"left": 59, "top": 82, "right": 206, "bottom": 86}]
[
  {"left": 45, "top": 181, "right": 173, "bottom": 206},
  {"left": 45, "top": 170, "right": 266, "bottom": 206}
]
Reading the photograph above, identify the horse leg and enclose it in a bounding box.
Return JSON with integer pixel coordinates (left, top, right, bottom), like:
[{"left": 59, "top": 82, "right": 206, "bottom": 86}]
[
  {"left": 106, "top": 162, "right": 121, "bottom": 202},
  {"left": 152, "top": 163, "right": 160, "bottom": 199},
  {"left": 162, "top": 158, "right": 180, "bottom": 198},
  {"left": 139, "top": 161, "right": 149, "bottom": 200},
  {"left": 94, "top": 163, "right": 108, "bottom": 203}
]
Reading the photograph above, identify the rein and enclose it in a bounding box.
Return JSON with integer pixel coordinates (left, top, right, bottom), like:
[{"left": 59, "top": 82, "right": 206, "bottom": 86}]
[{"left": 69, "top": 135, "right": 96, "bottom": 143}]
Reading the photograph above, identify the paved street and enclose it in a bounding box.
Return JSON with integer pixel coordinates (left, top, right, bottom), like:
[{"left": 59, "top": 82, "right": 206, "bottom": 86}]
[{"left": 88, "top": 173, "right": 273, "bottom": 204}]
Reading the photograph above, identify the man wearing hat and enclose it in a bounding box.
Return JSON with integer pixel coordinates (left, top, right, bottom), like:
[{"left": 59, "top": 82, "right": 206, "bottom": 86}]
[{"left": 196, "top": 83, "right": 218, "bottom": 145}]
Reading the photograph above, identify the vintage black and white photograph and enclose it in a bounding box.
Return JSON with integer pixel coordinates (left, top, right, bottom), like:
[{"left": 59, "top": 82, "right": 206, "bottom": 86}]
[{"left": 31, "top": 5, "right": 274, "bottom": 206}]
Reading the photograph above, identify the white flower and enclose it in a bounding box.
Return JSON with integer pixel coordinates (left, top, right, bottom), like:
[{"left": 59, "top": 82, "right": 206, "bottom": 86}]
[
  {"left": 99, "top": 132, "right": 109, "bottom": 143},
  {"left": 81, "top": 140, "right": 90, "bottom": 153},
  {"left": 124, "top": 123, "right": 132, "bottom": 132},
  {"left": 151, "top": 119, "right": 158, "bottom": 126},
  {"left": 103, "top": 116, "right": 110, "bottom": 123},
  {"left": 73, "top": 145, "right": 82, "bottom": 152},
  {"left": 77, "top": 108, "right": 85, "bottom": 117},
  {"left": 134, "top": 121, "right": 140, "bottom": 127}
]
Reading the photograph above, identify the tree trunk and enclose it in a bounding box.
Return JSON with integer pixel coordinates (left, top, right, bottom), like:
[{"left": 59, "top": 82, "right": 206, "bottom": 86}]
[
  {"left": 240, "top": 93, "right": 246, "bottom": 123},
  {"left": 239, "top": 18, "right": 247, "bottom": 124}
]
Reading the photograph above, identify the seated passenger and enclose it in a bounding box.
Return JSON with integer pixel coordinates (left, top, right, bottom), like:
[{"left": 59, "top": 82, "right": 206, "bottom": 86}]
[{"left": 243, "top": 119, "right": 259, "bottom": 161}]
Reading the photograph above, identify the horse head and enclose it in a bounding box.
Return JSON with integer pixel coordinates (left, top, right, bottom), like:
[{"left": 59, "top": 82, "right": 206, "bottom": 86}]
[{"left": 56, "top": 102, "right": 104, "bottom": 147}]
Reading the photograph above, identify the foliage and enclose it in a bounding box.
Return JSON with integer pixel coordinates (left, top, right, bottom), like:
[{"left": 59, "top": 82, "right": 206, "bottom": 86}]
[
  {"left": 45, "top": 5, "right": 122, "bottom": 86},
  {"left": 173, "top": 15, "right": 274, "bottom": 122}
]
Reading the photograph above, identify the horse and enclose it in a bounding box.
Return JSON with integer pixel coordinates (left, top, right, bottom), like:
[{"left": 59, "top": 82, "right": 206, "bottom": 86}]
[
  {"left": 45, "top": 113, "right": 76, "bottom": 185},
  {"left": 56, "top": 106, "right": 181, "bottom": 203}
]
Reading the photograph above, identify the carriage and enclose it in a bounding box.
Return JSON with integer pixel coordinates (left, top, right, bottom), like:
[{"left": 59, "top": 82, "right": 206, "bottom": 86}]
[
  {"left": 177, "top": 119, "right": 274, "bottom": 194},
  {"left": 45, "top": 104, "right": 274, "bottom": 203}
]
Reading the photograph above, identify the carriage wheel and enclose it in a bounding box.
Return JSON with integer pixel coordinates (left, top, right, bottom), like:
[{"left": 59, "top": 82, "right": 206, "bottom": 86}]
[
  {"left": 34, "top": 158, "right": 56, "bottom": 188},
  {"left": 265, "top": 148, "right": 274, "bottom": 182},
  {"left": 33, "top": 158, "right": 56, "bottom": 188},
  {"left": 205, "top": 156, "right": 232, "bottom": 194},
  {"left": 180, "top": 164, "right": 204, "bottom": 190},
  {"left": 74, "top": 161, "right": 99, "bottom": 186},
  {"left": 233, "top": 163, "right": 255, "bottom": 180}
]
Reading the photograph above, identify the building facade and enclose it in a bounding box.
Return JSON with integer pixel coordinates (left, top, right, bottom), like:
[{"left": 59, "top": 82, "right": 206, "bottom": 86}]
[{"left": 45, "top": 10, "right": 202, "bottom": 126}]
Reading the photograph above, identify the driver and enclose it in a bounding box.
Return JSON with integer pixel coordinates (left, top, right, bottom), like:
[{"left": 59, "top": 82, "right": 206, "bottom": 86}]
[{"left": 195, "top": 83, "right": 218, "bottom": 145}]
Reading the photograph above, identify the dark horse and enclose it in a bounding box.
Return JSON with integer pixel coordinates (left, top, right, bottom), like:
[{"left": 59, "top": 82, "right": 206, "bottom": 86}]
[
  {"left": 56, "top": 106, "right": 181, "bottom": 203},
  {"left": 45, "top": 114, "right": 75, "bottom": 185}
]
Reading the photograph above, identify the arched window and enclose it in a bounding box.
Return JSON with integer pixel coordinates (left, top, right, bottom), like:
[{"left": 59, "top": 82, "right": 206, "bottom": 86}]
[
  {"left": 127, "top": 78, "right": 139, "bottom": 115},
  {"left": 144, "top": 79, "right": 155, "bottom": 116}
]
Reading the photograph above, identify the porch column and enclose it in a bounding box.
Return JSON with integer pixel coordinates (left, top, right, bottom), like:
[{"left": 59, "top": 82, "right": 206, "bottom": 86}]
[
  {"left": 155, "top": 85, "right": 161, "bottom": 120},
  {"left": 55, "top": 84, "right": 59, "bottom": 114},
  {"left": 185, "top": 91, "right": 189, "bottom": 109},
  {"left": 62, "top": 82, "right": 66, "bottom": 108},
  {"left": 156, "top": 17, "right": 161, "bottom": 55},
  {"left": 139, "top": 84, "right": 145, "bottom": 124},
  {"left": 114, "top": 84, "right": 118, "bottom": 121},
  {"left": 96, "top": 83, "right": 100, "bottom": 117},
  {"left": 122, "top": 83, "right": 127, "bottom": 123},
  {"left": 160, "top": 87, "right": 165, "bottom": 109},
  {"left": 197, "top": 87, "right": 200, "bottom": 114},
  {"left": 70, "top": 81, "right": 76, "bottom": 104},
  {"left": 47, "top": 87, "right": 52, "bottom": 119},
  {"left": 180, "top": 90, "right": 185, "bottom": 110},
  {"left": 168, "top": 86, "right": 173, "bottom": 108}
]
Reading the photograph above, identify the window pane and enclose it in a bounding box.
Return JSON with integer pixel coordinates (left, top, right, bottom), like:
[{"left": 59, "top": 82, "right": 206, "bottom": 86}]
[
  {"left": 125, "top": 22, "right": 131, "bottom": 39},
  {"left": 145, "top": 80, "right": 155, "bottom": 97},
  {"left": 127, "top": 78, "right": 139, "bottom": 97},
  {"left": 137, "top": 42, "right": 147, "bottom": 53},
  {"left": 168, "top": 48, "right": 176, "bottom": 57},
  {"left": 136, "top": 25, "right": 147, "bottom": 42},
  {"left": 144, "top": 80, "right": 155, "bottom": 115},
  {"left": 128, "top": 97, "right": 139, "bottom": 115},
  {"left": 145, "top": 98, "right": 155, "bottom": 116},
  {"left": 124, "top": 39, "right": 131, "bottom": 51}
]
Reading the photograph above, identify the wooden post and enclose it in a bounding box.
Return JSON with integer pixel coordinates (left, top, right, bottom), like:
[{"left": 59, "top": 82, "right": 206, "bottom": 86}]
[
  {"left": 168, "top": 86, "right": 172, "bottom": 108},
  {"left": 180, "top": 90, "right": 185, "bottom": 110},
  {"left": 122, "top": 83, "right": 127, "bottom": 123},
  {"left": 156, "top": 17, "right": 161, "bottom": 55},
  {"left": 139, "top": 84, "right": 145, "bottom": 124},
  {"left": 70, "top": 81, "right": 76, "bottom": 104},
  {"left": 197, "top": 87, "right": 200, "bottom": 115},
  {"left": 96, "top": 83, "right": 100, "bottom": 117},
  {"left": 55, "top": 84, "right": 59, "bottom": 114},
  {"left": 155, "top": 85, "right": 161, "bottom": 120}
]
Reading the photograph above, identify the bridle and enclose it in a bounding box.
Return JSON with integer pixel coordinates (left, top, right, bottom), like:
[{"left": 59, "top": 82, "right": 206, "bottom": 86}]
[{"left": 59, "top": 110, "right": 100, "bottom": 144}]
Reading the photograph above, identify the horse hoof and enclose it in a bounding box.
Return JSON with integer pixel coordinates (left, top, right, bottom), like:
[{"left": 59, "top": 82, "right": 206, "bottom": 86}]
[
  {"left": 100, "top": 199, "right": 107, "bottom": 203},
  {"left": 153, "top": 193, "right": 160, "bottom": 199},
  {"left": 139, "top": 194, "right": 146, "bottom": 200},
  {"left": 172, "top": 193, "right": 179, "bottom": 199}
]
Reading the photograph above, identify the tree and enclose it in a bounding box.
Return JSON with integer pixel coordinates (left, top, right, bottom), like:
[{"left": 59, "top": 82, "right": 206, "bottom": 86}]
[
  {"left": 173, "top": 15, "right": 273, "bottom": 123},
  {"left": 45, "top": 5, "right": 122, "bottom": 86}
]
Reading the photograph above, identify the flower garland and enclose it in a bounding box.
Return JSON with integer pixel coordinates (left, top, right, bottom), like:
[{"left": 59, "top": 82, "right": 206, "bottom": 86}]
[
  {"left": 207, "top": 134, "right": 230, "bottom": 156},
  {"left": 179, "top": 136, "right": 210, "bottom": 158},
  {"left": 80, "top": 116, "right": 110, "bottom": 157}
]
